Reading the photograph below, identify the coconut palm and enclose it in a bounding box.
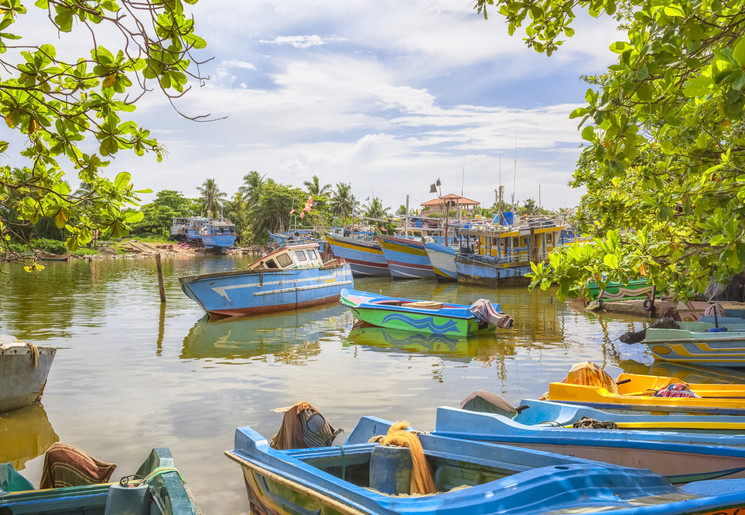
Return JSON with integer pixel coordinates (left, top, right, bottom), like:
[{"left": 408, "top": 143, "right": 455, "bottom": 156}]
[
  {"left": 197, "top": 178, "right": 227, "bottom": 218},
  {"left": 303, "top": 175, "right": 331, "bottom": 197},
  {"left": 239, "top": 171, "right": 266, "bottom": 205},
  {"left": 329, "top": 182, "right": 355, "bottom": 220},
  {"left": 364, "top": 197, "right": 389, "bottom": 220}
]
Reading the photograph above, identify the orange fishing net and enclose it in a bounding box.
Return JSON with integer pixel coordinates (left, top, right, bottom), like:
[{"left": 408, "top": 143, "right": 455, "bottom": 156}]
[{"left": 368, "top": 421, "right": 437, "bottom": 495}]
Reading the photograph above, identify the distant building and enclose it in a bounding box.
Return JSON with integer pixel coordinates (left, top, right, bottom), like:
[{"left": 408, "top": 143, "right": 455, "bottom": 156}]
[{"left": 420, "top": 193, "right": 480, "bottom": 215}]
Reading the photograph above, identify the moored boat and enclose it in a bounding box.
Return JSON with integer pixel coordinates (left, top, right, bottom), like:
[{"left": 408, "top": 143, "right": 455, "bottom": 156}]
[
  {"left": 641, "top": 320, "right": 745, "bottom": 366},
  {"left": 325, "top": 233, "right": 390, "bottom": 277},
  {"left": 376, "top": 234, "right": 435, "bottom": 279},
  {"left": 0, "top": 336, "right": 55, "bottom": 413},
  {"left": 467, "top": 394, "right": 745, "bottom": 433},
  {"left": 179, "top": 243, "right": 353, "bottom": 319},
  {"left": 424, "top": 241, "right": 457, "bottom": 281},
  {"left": 37, "top": 252, "right": 71, "bottom": 261},
  {"left": 226, "top": 415, "right": 745, "bottom": 515},
  {"left": 340, "top": 288, "right": 513, "bottom": 337},
  {"left": 455, "top": 218, "right": 565, "bottom": 287},
  {"left": 546, "top": 366, "right": 745, "bottom": 415},
  {"left": 434, "top": 405, "right": 745, "bottom": 482},
  {"left": 0, "top": 446, "right": 200, "bottom": 514},
  {"left": 587, "top": 278, "right": 655, "bottom": 301},
  {"left": 199, "top": 218, "right": 236, "bottom": 253}
]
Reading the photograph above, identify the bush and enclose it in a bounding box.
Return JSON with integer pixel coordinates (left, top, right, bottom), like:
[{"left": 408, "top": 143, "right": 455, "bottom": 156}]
[{"left": 31, "top": 238, "right": 68, "bottom": 254}]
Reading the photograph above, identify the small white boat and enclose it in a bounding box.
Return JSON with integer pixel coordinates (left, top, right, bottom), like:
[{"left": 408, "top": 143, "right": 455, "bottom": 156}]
[{"left": 0, "top": 335, "right": 56, "bottom": 413}]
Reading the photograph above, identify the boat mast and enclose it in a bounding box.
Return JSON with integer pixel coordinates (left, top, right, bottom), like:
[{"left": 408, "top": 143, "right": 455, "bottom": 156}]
[{"left": 404, "top": 195, "right": 409, "bottom": 236}]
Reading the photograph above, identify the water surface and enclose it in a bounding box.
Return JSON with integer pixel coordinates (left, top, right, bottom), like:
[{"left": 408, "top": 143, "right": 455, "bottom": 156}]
[{"left": 0, "top": 255, "right": 691, "bottom": 513}]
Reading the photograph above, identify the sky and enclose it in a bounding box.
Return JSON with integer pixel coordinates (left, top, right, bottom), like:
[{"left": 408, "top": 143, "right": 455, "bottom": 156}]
[{"left": 13, "top": 0, "right": 623, "bottom": 212}]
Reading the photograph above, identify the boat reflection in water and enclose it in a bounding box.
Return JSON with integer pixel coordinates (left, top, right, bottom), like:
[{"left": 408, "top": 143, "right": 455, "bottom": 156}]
[
  {"left": 181, "top": 304, "right": 350, "bottom": 361},
  {"left": 345, "top": 325, "right": 516, "bottom": 365},
  {"left": 0, "top": 404, "right": 58, "bottom": 470}
]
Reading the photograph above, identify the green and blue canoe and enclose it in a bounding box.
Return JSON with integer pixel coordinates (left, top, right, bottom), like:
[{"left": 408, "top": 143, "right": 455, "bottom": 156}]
[{"left": 340, "top": 288, "right": 504, "bottom": 338}]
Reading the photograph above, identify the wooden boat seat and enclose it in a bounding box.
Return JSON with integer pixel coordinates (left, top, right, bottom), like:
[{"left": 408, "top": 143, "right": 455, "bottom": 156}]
[{"left": 401, "top": 301, "right": 444, "bottom": 310}]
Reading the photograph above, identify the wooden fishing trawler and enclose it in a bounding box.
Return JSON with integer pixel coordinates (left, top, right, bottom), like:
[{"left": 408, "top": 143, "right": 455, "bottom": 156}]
[
  {"left": 455, "top": 217, "right": 566, "bottom": 287},
  {"left": 180, "top": 243, "right": 353, "bottom": 318}
]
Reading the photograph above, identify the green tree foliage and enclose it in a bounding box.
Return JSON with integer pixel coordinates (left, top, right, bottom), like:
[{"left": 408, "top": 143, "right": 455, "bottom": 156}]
[
  {"left": 364, "top": 197, "right": 390, "bottom": 220},
  {"left": 223, "top": 192, "right": 251, "bottom": 244},
  {"left": 329, "top": 182, "right": 355, "bottom": 221},
  {"left": 303, "top": 175, "right": 332, "bottom": 197},
  {"left": 478, "top": 0, "right": 745, "bottom": 300},
  {"left": 0, "top": 0, "right": 207, "bottom": 257},
  {"left": 130, "top": 190, "right": 195, "bottom": 236},
  {"left": 197, "top": 178, "right": 227, "bottom": 219},
  {"left": 239, "top": 171, "right": 266, "bottom": 205},
  {"left": 249, "top": 181, "right": 307, "bottom": 243}
]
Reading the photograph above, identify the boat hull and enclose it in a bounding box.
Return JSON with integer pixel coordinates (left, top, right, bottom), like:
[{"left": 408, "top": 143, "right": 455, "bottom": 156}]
[
  {"left": 0, "top": 345, "right": 55, "bottom": 413},
  {"left": 643, "top": 324, "right": 745, "bottom": 366},
  {"left": 180, "top": 265, "right": 354, "bottom": 319},
  {"left": 227, "top": 416, "right": 745, "bottom": 515},
  {"left": 455, "top": 254, "right": 531, "bottom": 287},
  {"left": 514, "top": 398, "right": 745, "bottom": 432},
  {"left": 325, "top": 234, "right": 390, "bottom": 277},
  {"left": 547, "top": 373, "right": 745, "bottom": 415},
  {"left": 435, "top": 407, "right": 745, "bottom": 483},
  {"left": 424, "top": 242, "right": 457, "bottom": 281},
  {"left": 0, "top": 448, "right": 199, "bottom": 514},
  {"left": 340, "top": 289, "right": 495, "bottom": 337},
  {"left": 587, "top": 279, "right": 654, "bottom": 301},
  {"left": 376, "top": 235, "right": 435, "bottom": 279}
]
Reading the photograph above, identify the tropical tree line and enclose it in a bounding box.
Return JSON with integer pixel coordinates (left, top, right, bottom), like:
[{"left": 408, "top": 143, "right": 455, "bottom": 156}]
[{"left": 130, "top": 174, "right": 393, "bottom": 245}]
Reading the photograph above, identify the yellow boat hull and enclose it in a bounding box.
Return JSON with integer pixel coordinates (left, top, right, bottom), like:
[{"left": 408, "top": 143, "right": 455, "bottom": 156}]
[{"left": 548, "top": 373, "right": 745, "bottom": 414}]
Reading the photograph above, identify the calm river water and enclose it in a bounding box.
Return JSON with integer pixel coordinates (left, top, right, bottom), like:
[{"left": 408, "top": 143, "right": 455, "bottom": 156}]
[{"left": 0, "top": 255, "right": 723, "bottom": 513}]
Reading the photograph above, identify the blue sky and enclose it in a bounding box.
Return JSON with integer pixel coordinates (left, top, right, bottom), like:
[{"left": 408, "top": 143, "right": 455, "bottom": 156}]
[{"left": 19, "top": 1, "right": 622, "bottom": 212}]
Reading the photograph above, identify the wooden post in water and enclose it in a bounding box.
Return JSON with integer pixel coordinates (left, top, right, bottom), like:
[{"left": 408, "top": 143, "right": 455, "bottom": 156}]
[{"left": 155, "top": 253, "right": 166, "bottom": 303}]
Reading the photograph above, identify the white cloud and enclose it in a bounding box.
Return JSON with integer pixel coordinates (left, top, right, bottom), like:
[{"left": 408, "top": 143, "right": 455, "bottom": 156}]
[
  {"left": 261, "top": 35, "right": 346, "bottom": 49},
  {"left": 5, "top": 0, "right": 625, "bottom": 211}
]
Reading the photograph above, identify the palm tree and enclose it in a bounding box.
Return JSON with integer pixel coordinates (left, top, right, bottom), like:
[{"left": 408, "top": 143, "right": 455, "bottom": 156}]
[
  {"left": 364, "top": 197, "right": 389, "bottom": 220},
  {"left": 197, "top": 178, "right": 227, "bottom": 218},
  {"left": 329, "top": 182, "right": 355, "bottom": 220},
  {"left": 238, "top": 171, "right": 266, "bottom": 205},
  {"left": 303, "top": 175, "right": 331, "bottom": 197}
]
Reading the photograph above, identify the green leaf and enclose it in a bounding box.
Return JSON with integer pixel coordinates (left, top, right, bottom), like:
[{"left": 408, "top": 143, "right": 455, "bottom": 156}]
[
  {"left": 734, "top": 37, "right": 745, "bottom": 68},
  {"left": 603, "top": 254, "right": 619, "bottom": 269},
  {"left": 114, "top": 171, "right": 131, "bottom": 190},
  {"left": 663, "top": 5, "right": 685, "bottom": 17}
]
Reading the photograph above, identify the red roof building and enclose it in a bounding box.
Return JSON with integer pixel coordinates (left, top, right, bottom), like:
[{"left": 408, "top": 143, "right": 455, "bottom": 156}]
[{"left": 420, "top": 194, "right": 480, "bottom": 215}]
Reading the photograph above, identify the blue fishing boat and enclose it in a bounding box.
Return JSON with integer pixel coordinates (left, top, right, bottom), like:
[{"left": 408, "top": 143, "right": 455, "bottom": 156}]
[
  {"left": 199, "top": 219, "right": 236, "bottom": 253},
  {"left": 0, "top": 447, "right": 199, "bottom": 514},
  {"left": 455, "top": 218, "right": 565, "bottom": 287},
  {"left": 424, "top": 241, "right": 457, "bottom": 281},
  {"left": 340, "top": 288, "right": 513, "bottom": 337},
  {"left": 376, "top": 234, "right": 435, "bottom": 279},
  {"left": 180, "top": 243, "right": 353, "bottom": 318},
  {"left": 434, "top": 406, "right": 745, "bottom": 483},
  {"left": 325, "top": 233, "right": 390, "bottom": 277},
  {"left": 641, "top": 320, "right": 745, "bottom": 366},
  {"left": 473, "top": 395, "right": 745, "bottom": 433},
  {"left": 226, "top": 415, "right": 745, "bottom": 515}
]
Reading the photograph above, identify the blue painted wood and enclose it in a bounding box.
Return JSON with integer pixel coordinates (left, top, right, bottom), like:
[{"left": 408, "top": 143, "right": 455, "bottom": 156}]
[
  {"left": 227, "top": 416, "right": 745, "bottom": 514},
  {"left": 513, "top": 398, "right": 745, "bottom": 430},
  {"left": 434, "top": 406, "right": 745, "bottom": 483},
  {"left": 181, "top": 265, "right": 353, "bottom": 318}
]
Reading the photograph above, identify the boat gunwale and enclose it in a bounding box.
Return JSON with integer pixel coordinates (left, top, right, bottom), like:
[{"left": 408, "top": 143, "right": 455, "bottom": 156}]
[{"left": 179, "top": 261, "right": 348, "bottom": 284}]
